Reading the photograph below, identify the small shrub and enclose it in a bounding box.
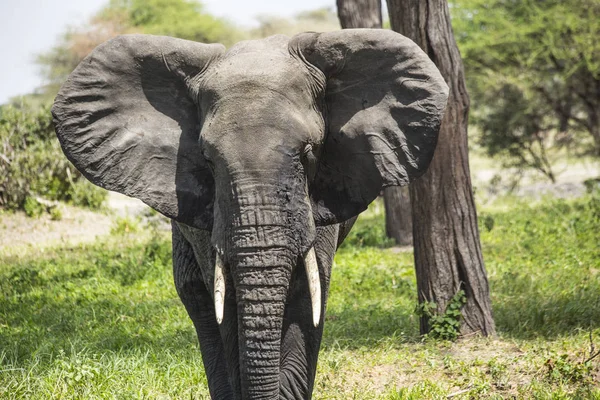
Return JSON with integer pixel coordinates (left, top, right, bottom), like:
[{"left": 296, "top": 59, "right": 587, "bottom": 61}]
[
  {"left": 0, "top": 103, "right": 107, "bottom": 214},
  {"left": 479, "top": 213, "right": 495, "bottom": 232},
  {"left": 110, "top": 217, "right": 140, "bottom": 235},
  {"left": 69, "top": 180, "right": 106, "bottom": 210},
  {"left": 583, "top": 177, "right": 600, "bottom": 194},
  {"left": 23, "top": 196, "right": 45, "bottom": 218},
  {"left": 415, "top": 290, "right": 467, "bottom": 341},
  {"left": 50, "top": 206, "right": 63, "bottom": 221}
]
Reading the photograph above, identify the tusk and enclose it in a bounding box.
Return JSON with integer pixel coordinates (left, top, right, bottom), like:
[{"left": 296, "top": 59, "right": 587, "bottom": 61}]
[
  {"left": 214, "top": 253, "right": 225, "bottom": 325},
  {"left": 304, "top": 247, "right": 321, "bottom": 327}
]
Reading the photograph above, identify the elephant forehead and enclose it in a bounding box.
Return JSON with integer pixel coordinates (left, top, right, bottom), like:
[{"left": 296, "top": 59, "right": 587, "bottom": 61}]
[
  {"left": 198, "top": 50, "right": 324, "bottom": 141},
  {"left": 197, "top": 40, "right": 326, "bottom": 161},
  {"left": 202, "top": 51, "right": 312, "bottom": 101}
]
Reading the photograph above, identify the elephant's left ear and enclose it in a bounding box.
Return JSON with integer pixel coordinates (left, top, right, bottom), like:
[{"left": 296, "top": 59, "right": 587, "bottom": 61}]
[
  {"left": 52, "top": 34, "right": 225, "bottom": 229},
  {"left": 290, "top": 29, "right": 449, "bottom": 225}
]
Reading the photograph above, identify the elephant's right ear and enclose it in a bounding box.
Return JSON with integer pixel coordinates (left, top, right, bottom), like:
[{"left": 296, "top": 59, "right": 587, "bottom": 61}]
[
  {"left": 290, "top": 29, "right": 448, "bottom": 225},
  {"left": 52, "top": 34, "right": 224, "bottom": 229}
]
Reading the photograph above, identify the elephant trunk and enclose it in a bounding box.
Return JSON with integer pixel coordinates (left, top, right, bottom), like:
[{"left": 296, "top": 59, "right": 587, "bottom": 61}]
[
  {"left": 232, "top": 237, "right": 294, "bottom": 399},
  {"left": 213, "top": 176, "right": 316, "bottom": 399}
]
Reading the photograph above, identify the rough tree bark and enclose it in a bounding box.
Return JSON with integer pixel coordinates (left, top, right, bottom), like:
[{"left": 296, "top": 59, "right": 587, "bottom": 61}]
[
  {"left": 386, "top": 0, "right": 496, "bottom": 336},
  {"left": 336, "top": 0, "right": 382, "bottom": 28},
  {"left": 337, "top": 0, "right": 414, "bottom": 247}
]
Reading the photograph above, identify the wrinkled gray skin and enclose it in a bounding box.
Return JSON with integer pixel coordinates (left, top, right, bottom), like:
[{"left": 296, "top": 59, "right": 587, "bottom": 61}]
[{"left": 52, "top": 30, "right": 448, "bottom": 399}]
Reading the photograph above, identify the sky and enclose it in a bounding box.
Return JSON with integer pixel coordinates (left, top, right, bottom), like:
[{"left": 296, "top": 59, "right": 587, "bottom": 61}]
[{"left": 0, "top": 0, "right": 340, "bottom": 104}]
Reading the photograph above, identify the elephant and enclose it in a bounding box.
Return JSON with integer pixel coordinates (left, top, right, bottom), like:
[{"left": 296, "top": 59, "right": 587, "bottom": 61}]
[{"left": 51, "top": 29, "right": 448, "bottom": 399}]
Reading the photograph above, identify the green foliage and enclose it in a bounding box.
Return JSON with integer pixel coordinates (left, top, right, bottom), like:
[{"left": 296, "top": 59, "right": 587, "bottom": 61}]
[
  {"left": 452, "top": 0, "right": 600, "bottom": 177},
  {"left": 327, "top": 247, "right": 417, "bottom": 345},
  {"left": 480, "top": 213, "right": 495, "bottom": 232},
  {"left": 49, "top": 206, "right": 63, "bottom": 221},
  {"left": 105, "top": 0, "right": 242, "bottom": 44},
  {"left": 35, "top": 0, "right": 243, "bottom": 100},
  {"left": 545, "top": 354, "right": 595, "bottom": 385},
  {"left": 0, "top": 103, "right": 107, "bottom": 213},
  {"left": 23, "top": 197, "right": 45, "bottom": 218},
  {"left": 251, "top": 7, "right": 339, "bottom": 38},
  {"left": 584, "top": 178, "right": 600, "bottom": 195},
  {"left": 386, "top": 382, "right": 448, "bottom": 399},
  {"left": 0, "top": 232, "right": 202, "bottom": 398},
  {"left": 110, "top": 216, "right": 141, "bottom": 235},
  {"left": 55, "top": 350, "right": 101, "bottom": 386},
  {"left": 68, "top": 179, "right": 107, "bottom": 210},
  {"left": 480, "top": 196, "right": 600, "bottom": 338},
  {"left": 415, "top": 290, "right": 467, "bottom": 341},
  {"left": 35, "top": 41, "right": 86, "bottom": 100},
  {"left": 474, "top": 83, "right": 560, "bottom": 182}
]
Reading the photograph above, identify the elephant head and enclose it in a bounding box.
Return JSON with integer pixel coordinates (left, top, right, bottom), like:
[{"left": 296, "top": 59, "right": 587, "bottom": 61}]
[{"left": 52, "top": 30, "right": 448, "bottom": 399}]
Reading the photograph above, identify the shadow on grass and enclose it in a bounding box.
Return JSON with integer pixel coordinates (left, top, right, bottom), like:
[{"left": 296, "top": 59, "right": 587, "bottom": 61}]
[
  {"left": 0, "top": 238, "right": 200, "bottom": 366},
  {"left": 320, "top": 273, "right": 600, "bottom": 349},
  {"left": 490, "top": 273, "right": 600, "bottom": 339},
  {"left": 481, "top": 196, "right": 600, "bottom": 339},
  {"left": 0, "top": 290, "right": 199, "bottom": 363},
  {"left": 3, "top": 272, "right": 598, "bottom": 365},
  {"left": 321, "top": 304, "right": 422, "bottom": 349}
]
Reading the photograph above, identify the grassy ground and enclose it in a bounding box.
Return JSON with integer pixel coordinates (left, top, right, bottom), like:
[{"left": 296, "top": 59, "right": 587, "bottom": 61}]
[{"left": 1, "top": 195, "right": 599, "bottom": 399}]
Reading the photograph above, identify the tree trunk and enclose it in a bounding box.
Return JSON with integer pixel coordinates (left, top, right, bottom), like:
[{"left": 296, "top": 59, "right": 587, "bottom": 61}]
[
  {"left": 386, "top": 0, "right": 495, "bottom": 336},
  {"left": 337, "top": 0, "right": 414, "bottom": 247},
  {"left": 383, "top": 186, "right": 413, "bottom": 246},
  {"left": 336, "top": 0, "right": 382, "bottom": 28}
]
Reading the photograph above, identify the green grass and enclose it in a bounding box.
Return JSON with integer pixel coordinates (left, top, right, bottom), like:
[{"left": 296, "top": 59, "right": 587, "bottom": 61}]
[{"left": 1, "top": 195, "right": 599, "bottom": 398}]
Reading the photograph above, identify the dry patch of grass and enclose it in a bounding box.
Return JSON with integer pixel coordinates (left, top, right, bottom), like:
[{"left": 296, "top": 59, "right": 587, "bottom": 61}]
[{"left": 315, "top": 336, "right": 600, "bottom": 399}]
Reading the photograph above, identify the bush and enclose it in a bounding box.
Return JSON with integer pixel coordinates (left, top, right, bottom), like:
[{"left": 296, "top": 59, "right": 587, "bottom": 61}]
[{"left": 0, "top": 103, "right": 107, "bottom": 213}]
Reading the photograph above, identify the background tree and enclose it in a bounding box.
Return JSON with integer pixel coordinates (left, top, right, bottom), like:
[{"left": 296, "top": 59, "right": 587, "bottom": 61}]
[
  {"left": 36, "top": 0, "right": 241, "bottom": 99},
  {"left": 451, "top": 0, "right": 600, "bottom": 179},
  {"left": 0, "top": 103, "right": 106, "bottom": 213},
  {"left": 386, "top": 0, "right": 495, "bottom": 336},
  {"left": 336, "top": 0, "right": 413, "bottom": 246},
  {"left": 336, "top": 0, "right": 382, "bottom": 28},
  {"left": 250, "top": 8, "right": 339, "bottom": 38}
]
